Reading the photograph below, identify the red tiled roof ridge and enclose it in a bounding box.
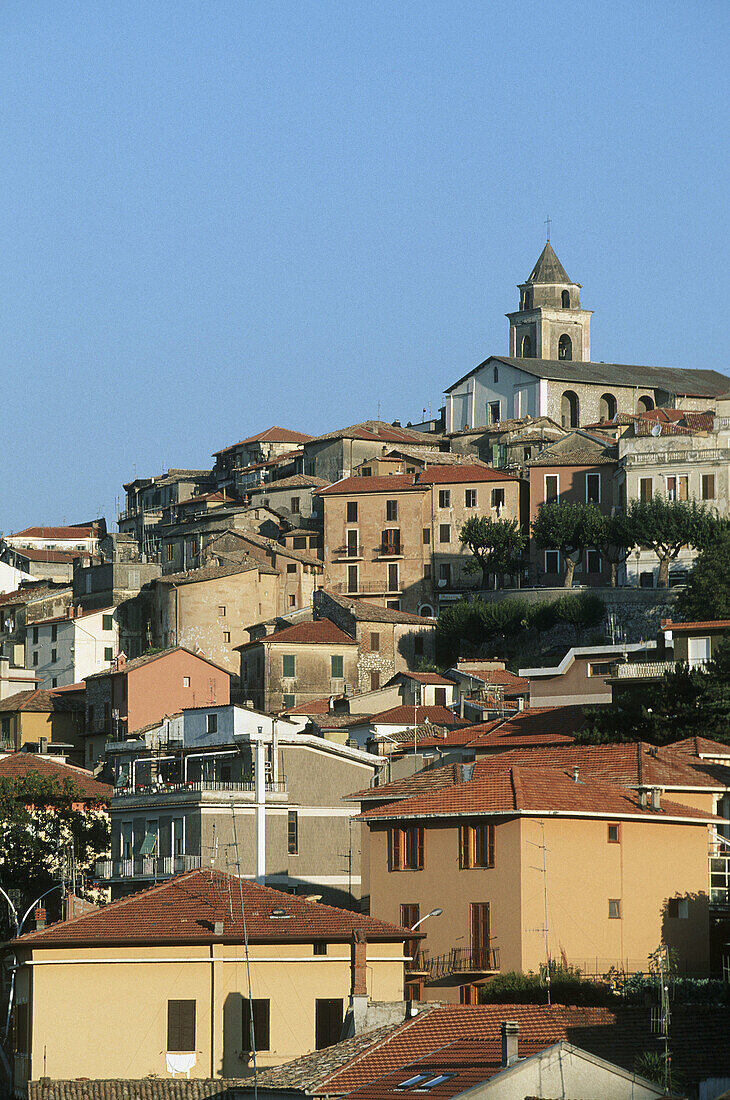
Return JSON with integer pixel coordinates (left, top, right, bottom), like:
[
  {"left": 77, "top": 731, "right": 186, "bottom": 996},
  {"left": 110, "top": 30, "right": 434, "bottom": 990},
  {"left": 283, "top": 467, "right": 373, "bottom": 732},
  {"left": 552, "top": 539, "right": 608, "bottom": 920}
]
[
  {"left": 661, "top": 617, "right": 730, "bottom": 631},
  {"left": 319, "top": 475, "right": 422, "bottom": 495},
  {"left": 510, "top": 766, "right": 521, "bottom": 809},
  {"left": 316, "top": 1010, "right": 430, "bottom": 1091}
]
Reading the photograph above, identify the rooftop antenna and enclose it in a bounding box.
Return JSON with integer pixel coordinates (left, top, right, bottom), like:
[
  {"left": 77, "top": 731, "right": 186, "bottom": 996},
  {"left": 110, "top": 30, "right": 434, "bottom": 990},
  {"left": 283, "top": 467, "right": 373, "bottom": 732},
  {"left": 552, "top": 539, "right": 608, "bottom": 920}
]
[
  {"left": 545, "top": 215, "right": 552, "bottom": 242},
  {"left": 230, "top": 802, "right": 258, "bottom": 1100},
  {"left": 527, "top": 821, "right": 551, "bottom": 1003},
  {"left": 650, "top": 945, "right": 672, "bottom": 1093}
]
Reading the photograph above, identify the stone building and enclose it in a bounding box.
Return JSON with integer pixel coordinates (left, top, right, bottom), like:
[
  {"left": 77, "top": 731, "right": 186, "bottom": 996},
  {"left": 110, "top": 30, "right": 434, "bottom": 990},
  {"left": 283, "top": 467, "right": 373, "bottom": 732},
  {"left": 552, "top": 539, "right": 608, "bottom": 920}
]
[
  {"left": 303, "top": 421, "right": 447, "bottom": 483},
  {"left": 444, "top": 243, "right": 729, "bottom": 433},
  {"left": 119, "top": 469, "right": 216, "bottom": 558},
  {"left": 211, "top": 425, "right": 312, "bottom": 489}
]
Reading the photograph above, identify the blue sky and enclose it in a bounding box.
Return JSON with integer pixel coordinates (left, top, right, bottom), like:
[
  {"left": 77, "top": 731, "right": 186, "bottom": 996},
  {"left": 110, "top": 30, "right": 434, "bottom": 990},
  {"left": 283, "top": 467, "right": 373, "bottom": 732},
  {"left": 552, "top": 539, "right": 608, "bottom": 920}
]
[{"left": 1, "top": 1, "right": 728, "bottom": 531}]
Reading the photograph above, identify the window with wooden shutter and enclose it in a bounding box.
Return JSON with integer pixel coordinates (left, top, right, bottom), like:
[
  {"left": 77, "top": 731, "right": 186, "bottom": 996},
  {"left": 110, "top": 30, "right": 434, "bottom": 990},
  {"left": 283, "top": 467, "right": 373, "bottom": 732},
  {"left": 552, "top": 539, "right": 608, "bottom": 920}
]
[
  {"left": 391, "top": 826, "right": 424, "bottom": 870},
  {"left": 461, "top": 824, "right": 495, "bottom": 869},
  {"left": 167, "top": 1000, "right": 196, "bottom": 1052},
  {"left": 315, "top": 998, "right": 344, "bottom": 1049},
  {"left": 242, "top": 998, "right": 270, "bottom": 1051}
]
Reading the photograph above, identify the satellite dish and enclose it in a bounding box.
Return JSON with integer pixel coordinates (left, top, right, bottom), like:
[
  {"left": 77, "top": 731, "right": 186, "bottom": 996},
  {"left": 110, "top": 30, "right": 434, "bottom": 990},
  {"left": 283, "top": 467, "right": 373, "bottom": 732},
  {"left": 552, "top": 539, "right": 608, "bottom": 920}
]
[{"left": 651, "top": 424, "right": 662, "bottom": 437}]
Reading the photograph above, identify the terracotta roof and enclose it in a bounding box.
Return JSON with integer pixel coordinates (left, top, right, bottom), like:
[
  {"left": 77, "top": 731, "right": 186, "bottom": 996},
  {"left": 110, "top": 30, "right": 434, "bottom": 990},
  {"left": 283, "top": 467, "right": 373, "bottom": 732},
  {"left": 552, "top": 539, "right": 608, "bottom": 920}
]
[
  {"left": 14, "top": 868, "right": 411, "bottom": 948},
  {"left": 29, "top": 1082, "right": 251, "bottom": 1100},
  {"left": 180, "top": 491, "right": 239, "bottom": 505},
  {"left": 221, "top": 528, "right": 323, "bottom": 568},
  {"left": 319, "top": 475, "right": 423, "bottom": 496},
  {"left": 308, "top": 421, "right": 437, "bottom": 445},
  {"left": 527, "top": 449, "right": 617, "bottom": 466},
  {"left": 467, "top": 706, "right": 585, "bottom": 750},
  {"left": 359, "top": 763, "right": 720, "bottom": 823},
  {"left": 255, "top": 1003, "right": 730, "bottom": 1094},
  {"left": 452, "top": 667, "right": 529, "bottom": 693},
  {"left": 31, "top": 606, "right": 112, "bottom": 627},
  {"left": 213, "top": 426, "right": 313, "bottom": 456},
  {"left": 320, "top": 592, "right": 438, "bottom": 626},
  {"left": 664, "top": 736, "right": 730, "bottom": 758},
  {"left": 6, "top": 547, "right": 90, "bottom": 563},
  {"left": 661, "top": 618, "right": 730, "bottom": 632},
  {"left": 281, "top": 696, "right": 337, "bottom": 715},
  {"left": 309, "top": 713, "right": 373, "bottom": 730},
  {"left": 417, "top": 465, "right": 516, "bottom": 484},
  {"left": 10, "top": 526, "right": 98, "bottom": 539},
  {"left": 0, "top": 753, "right": 111, "bottom": 798},
  {"left": 0, "top": 584, "right": 71, "bottom": 606},
  {"left": 371, "top": 705, "right": 467, "bottom": 728},
  {"left": 240, "top": 620, "right": 357, "bottom": 648},
  {"left": 250, "top": 474, "right": 330, "bottom": 490},
  {"left": 346, "top": 761, "right": 469, "bottom": 802},
  {"left": 398, "top": 672, "right": 453, "bottom": 686},
  {"left": 155, "top": 561, "right": 276, "bottom": 586},
  {"left": 85, "top": 647, "right": 232, "bottom": 681},
  {"left": 0, "top": 689, "right": 83, "bottom": 714}
]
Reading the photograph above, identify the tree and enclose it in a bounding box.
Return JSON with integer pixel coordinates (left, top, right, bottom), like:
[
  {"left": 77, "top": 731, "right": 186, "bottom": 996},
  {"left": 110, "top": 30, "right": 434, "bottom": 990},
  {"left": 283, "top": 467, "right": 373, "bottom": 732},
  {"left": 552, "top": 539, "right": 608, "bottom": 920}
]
[
  {"left": 553, "top": 592, "right": 605, "bottom": 644},
  {"left": 625, "top": 497, "right": 716, "bottom": 588},
  {"left": 677, "top": 527, "right": 730, "bottom": 620},
  {"left": 596, "top": 510, "right": 636, "bottom": 587},
  {"left": 0, "top": 774, "right": 109, "bottom": 935},
  {"left": 532, "top": 501, "right": 606, "bottom": 588},
  {"left": 459, "top": 515, "right": 526, "bottom": 589}
]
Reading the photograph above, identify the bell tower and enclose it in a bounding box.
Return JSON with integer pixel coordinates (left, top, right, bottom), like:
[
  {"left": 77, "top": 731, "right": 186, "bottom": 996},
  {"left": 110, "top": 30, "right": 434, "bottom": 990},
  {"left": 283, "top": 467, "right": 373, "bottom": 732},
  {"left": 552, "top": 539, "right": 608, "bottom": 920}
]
[{"left": 506, "top": 240, "right": 592, "bottom": 361}]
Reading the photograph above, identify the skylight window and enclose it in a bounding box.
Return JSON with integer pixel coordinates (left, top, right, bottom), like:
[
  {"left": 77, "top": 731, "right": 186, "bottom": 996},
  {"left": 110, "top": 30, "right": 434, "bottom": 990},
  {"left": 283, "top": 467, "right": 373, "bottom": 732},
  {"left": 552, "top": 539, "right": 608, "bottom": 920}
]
[
  {"left": 415, "top": 1074, "right": 456, "bottom": 1091},
  {"left": 396, "top": 1075, "right": 430, "bottom": 1090}
]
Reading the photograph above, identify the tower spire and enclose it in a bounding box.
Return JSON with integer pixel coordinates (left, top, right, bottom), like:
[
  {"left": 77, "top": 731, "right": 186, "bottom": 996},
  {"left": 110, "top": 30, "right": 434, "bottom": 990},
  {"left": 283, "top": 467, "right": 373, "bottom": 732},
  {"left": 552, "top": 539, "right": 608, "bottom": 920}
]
[{"left": 545, "top": 215, "right": 551, "bottom": 242}]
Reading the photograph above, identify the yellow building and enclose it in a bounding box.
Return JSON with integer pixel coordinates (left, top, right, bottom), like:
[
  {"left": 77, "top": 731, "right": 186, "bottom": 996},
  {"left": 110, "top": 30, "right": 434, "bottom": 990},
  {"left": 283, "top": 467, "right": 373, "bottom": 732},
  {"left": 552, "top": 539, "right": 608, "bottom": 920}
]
[
  {"left": 0, "top": 687, "right": 84, "bottom": 758},
  {"left": 359, "top": 760, "right": 720, "bottom": 1002},
  {"left": 12, "top": 868, "right": 410, "bottom": 1092}
]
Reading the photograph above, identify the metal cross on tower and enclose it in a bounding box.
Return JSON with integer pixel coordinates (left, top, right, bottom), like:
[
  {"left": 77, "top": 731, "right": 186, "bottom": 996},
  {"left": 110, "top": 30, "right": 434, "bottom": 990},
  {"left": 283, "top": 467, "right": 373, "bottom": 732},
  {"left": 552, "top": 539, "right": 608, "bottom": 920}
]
[{"left": 545, "top": 215, "right": 552, "bottom": 241}]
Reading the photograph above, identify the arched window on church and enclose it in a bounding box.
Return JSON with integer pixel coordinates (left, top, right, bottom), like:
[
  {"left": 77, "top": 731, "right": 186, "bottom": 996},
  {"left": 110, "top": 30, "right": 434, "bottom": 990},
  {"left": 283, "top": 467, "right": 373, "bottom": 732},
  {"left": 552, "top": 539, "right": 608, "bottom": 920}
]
[
  {"left": 637, "top": 395, "right": 655, "bottom": 413},
  {"left": 561, "top": 390, "right": 579, "bottom": 429},
  {"left": 561, "top": 290, "right": 570, "bottom": 308},
  {"left": 599, "top": 393, "right": 617, "bottom": 422},
  {"left": 523, "top": 290, "right": 532, "bottom": 310},
  {"left": 493, "top": 365, "right": 499, "bottom": 383},
  {"left": 521, "top": 334, "right": 532, "bottom": 358},
  {"left": 558, "top": 334, "right": 572, "bottom": 361}
]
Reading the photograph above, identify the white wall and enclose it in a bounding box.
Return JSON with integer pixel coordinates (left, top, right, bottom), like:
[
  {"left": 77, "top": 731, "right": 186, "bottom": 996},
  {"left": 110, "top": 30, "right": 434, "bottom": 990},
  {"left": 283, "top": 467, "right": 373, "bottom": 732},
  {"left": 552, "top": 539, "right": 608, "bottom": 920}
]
[
  {"left": 446, "top": 359, "right": 542, "bottom": 432},
  {"left": 29, "top": 609, "right": 118, "bottom": 688},
  {"left": 0, "top": 561, "right": 34, "bottom": 594}
]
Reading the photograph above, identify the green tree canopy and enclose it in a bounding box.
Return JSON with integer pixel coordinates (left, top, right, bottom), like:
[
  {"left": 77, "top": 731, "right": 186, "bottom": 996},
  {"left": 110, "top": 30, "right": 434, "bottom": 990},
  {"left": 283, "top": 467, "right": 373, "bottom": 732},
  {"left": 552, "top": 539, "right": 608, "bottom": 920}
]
[
  {"left": 532, "top": 501, "right": 606, "bottom": 587},
  {"left": 677, "top": 527, "right": 730, "bottom": 620},
  {"left": 625, "top": 497, "right": 716, "bottom": 587},
  {"left": 459, "top": 515, "right": 527, "bottom": 589},
  {"left": 596, "top": 510, "right": 636, "bottom": 587}
]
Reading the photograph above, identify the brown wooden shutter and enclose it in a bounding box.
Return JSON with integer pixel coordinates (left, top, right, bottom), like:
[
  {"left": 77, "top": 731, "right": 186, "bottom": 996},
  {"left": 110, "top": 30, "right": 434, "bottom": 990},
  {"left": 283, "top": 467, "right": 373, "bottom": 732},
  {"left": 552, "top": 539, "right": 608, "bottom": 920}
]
[
  {"left": 392, "top": 827, "right": 402, "bottom": 870},
  {"left": 487, "top": 824, "right": 496, "bottom": 868},
  {"left": 242, "top": 999, "right": 270, "bottom": 1052},
  {"left": 459, "top": 825, "right": 468, "bottom": 869},
  {"left": 167, "top": 1000, "right": 195, "bottom": 1052},
  {"left": 315, "top": 998, "right": 344, "bottom": 1049},
  {"left": 417, "top": 827, "right": 424, "bottom": 870}
]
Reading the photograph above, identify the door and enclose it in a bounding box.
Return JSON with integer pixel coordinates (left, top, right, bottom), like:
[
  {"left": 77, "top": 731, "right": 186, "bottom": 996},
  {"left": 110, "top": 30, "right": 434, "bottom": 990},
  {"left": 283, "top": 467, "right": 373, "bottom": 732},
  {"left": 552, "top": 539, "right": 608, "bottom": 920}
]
[
  {"left": 400, "top": 904, "right": 420, "bottom": 969},
  {"left": 315, "top": 999, "right": 343, "bottom": 1050},
  {"left": 470, "top": 902, "right": 491, "bottom": 969}
]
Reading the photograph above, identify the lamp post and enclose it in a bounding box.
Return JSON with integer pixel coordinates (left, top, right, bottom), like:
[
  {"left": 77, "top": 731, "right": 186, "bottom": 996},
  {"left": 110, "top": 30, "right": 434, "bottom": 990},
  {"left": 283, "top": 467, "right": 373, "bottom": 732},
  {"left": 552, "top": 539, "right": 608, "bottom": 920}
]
[{"left": 410, "top": 907, "right": 443, "bottom": 931}]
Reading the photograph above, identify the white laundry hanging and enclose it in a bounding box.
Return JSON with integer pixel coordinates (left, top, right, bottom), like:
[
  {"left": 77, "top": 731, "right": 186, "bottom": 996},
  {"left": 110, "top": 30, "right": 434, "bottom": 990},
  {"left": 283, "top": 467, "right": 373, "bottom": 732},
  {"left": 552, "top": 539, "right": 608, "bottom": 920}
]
[{"left": 166, "top": 1051, "right": 197, "bottom": 1077}]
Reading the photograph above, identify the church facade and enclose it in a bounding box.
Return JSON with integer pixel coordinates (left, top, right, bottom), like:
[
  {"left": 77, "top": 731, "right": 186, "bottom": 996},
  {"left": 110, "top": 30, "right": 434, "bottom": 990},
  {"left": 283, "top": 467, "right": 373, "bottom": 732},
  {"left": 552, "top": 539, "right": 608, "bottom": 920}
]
[{"left": 444, "top": 242, "right": 729, "bottom": 434}]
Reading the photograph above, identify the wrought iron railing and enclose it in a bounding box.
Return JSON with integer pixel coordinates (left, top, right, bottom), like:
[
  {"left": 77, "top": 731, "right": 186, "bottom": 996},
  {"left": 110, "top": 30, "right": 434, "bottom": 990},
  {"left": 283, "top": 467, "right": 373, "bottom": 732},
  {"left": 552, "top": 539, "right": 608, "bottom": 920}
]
[
  {"left": 114, "top": 778, "right": 287, "bottom": 797},
  {"left": 609, "top": 661, "right": 676, "bottom": 679},
  {"left": 333, "top": 580, "right": 405, "bottom": 594},
  {"left": 95, "top": 854, "right": 202, "bottom": 880},
  {"left": 425, "top": 945, "right": 500, "bottom": 979},
  {"left": 333, "top": 544, "right": 364, "bottom": 558}
]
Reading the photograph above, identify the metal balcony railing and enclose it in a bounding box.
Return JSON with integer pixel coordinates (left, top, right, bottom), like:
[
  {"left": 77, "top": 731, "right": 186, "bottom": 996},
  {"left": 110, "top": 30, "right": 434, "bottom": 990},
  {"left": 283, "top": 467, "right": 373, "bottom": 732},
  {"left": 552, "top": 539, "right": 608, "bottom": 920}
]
[
  {"left": 115, "top": 778, "right": 287, "bottom": 797},
  {"left": 609, "top": 661, "right": 676, "bottom": 680},
  {"left": 375, "top": 542, "right": 403, "bottom": 557},
  {"left": 333, "top": 544, "right": 365, "bottom": 559},
  {"left": 95, "top": 854, "right": 202, "bottom": 881},
  {"left": 425, "top": 945, "right": 500, "bottom": 980},
  {"left": 333, "top": 580, "right": 405, "bottom": 595}
]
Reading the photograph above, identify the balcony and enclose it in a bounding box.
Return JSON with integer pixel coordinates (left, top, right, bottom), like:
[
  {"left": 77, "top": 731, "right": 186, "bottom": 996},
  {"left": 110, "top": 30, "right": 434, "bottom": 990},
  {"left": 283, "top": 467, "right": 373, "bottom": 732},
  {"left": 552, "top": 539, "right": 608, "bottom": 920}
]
[
  {"left": 374, "top": 542, "right": 404, "bottom": 559},
  {"left": 333, "top": 544, "right": 365, "bottom": 560},
  {"left": 425, "top": 946, "right": 500, "bottom": 981},
  {"left": 333, "top": 580, "right": 405, "bottom": 595},
  {"left": 607, "top": 661, "right": 676, "bottom": 681},
  {"left": 115, "top": 778, "right": 287, "bottom": 799},
  {"left": 624, "top": 448, "right": 729, "bottom": 466},
  {"left": 95, "top": 854, "right": 201, "bottom": 882}
]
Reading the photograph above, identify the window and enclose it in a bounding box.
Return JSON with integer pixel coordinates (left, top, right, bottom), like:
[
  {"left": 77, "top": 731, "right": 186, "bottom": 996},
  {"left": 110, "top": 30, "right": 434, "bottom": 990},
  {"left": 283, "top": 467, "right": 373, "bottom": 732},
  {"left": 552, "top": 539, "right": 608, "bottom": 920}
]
[
  {"left": 637, "top": 395, "right": 654, "bottom": 413},
  {"left": 102, "top": 614, "right": 114, "bottom": 632},
  {"left": 32, "top": 627, "right": 38, "bottom": 644},
  {"left": 293, "top": 536, "right": 306, "bottom": 549},
  {"left": 424, "top": 564, "right": 432, "bottom": 579},
  {"left": 183, "top": 676, "right": 190, "bottom": 688},
  {"left": 104, "top": 646, "right": 114, "bottom": 661},
  {"left": 219, "top": 606, "right": 226, "bottom": 617},
  {"left": 586, "top": 549, "right": 601, "bottom": 574},
  {"left": 560, "top": 389, "right": 579, "bottom": 427},
  {"left": 414, "top": 636, "right": 424, "bottom": 657},
  {"left": 523, "top": 289, "right": 532, "bottom": 310},
  {"left": 167, "top": 1000, "right": 196, "bottom": 1052},
  {"left": 283, "top": 694, "right": 295, "bottom": 708},
  {"left": 545, "top": 475, "right": 558, "bottom": 502},
  {"left": 51, "top": 648, "right": 57, "bottom": 664},
  {"left": 607, "top": 823, "right": 620, "bottom": 844},
  {"left": 51, "top": 625, "right": 57, "bottom": 642},
  {"left": 331, "top": 655, "right": 344, "bottom": 678},
  {"left": 439, "top": 524, "right": 451, "bottom": 543},
  {"left": 434, "top": 687, "right": 447, "bottom": 706},
  {"left": 439, "top": 562, "right": 451, "bottom": 585},
  {"left": 346, "top": 529, "right": 359, "bottom": 556},
  {"left": 14, "top": 1002, "right": 28, "bottom": 1054},
  {"left": 370, "top": 632, "right": 380, "bottom": 652},
  {"left": 521, "top": 334, "right": 532, "bottom": 357},
  {"left": 422, "top": 527, "right": 430, "bottom": 545},
  {"left": 493, "top": 365, "right": 499, "bottom": 383},
  {"left": 370, "top": 670, "right": 380, "bottom": 691},
  {"left": 206, "top": 713, "right": 218, "bottom": 734},
  {"left": 608, "top": 899, "right": 621, "bottom": 919},
  {"left": 599, "top": 393, "right": 617, "bottom": 421},
  {"left": 544, "top": 550, "right": 559, "bottom": 574},
  {"left": 558, "top": 334, "right": 572, "bottom": 361},
  {"left": 347, "top": 565, "right": 358, "bottom": 593},
  {"left": 288, "top": 810, "right": 298, "bottom": 854},
  {"left": 561, "top": 289, "right": 570, "bottom": 308},
  {"left": 223, "top": 631, "right": 231, "bottom": 644},
  {"left": 390, "top": 826, "right": 424, "bottom": 870},
  {"left": 386, "top": 500, "right": 398, "bottom": 521},
  {"left": 589, "top": 662, "right": 611, "bottom": 676},
  {"left": 290, "top": 497, "right": 300, "bottom": 513},
  {"left": 313, "top": 941, "right": 327, "bottom": 955},
  {"left": 491, "top": 488, "right": 505, "bottom": 512},
  {"left": 51, "top": 677, "right": 57, "bottom": 688},
  {"left": 488, "top": 401, "right": 501, "bottom": 424},
  {"left": 32, "top": 652, "right": 38, "bottom": 667},
  {"left": 315, "top": 999, "right": 344, "bottom": 1050},
  {"left": 242, "top": 999, "right": 270, "bottom": 1051},
  {"left": 640, "top": 477, "right": 653, "bottom": 503},
  {"left": 465, "top": 489, "right": 477, "bottom": 508},
  {"left": 460, "top": 984, "right": 479, "bottom": 1005},
  {"left": 346, "top": 501, "right": 358, "bottom": 522},
  {"left": 401, "top": 903, "right": 420, "bottom": 965},
  {"left": 702, "top": 474, "right": 716, "bottom": 500},
  {"left": 460, "top": 824, "right": 495, "bottom": 868},
  {"left": 586, "top": 473, "right": 601, "bottom": 503},
  {"left": 166, "top": 544, "right": 174, "bottom": 562},
  {"left": 470, "top": 902, "right": 491, "bottom": 968},
  {"left": 388, "top": 563, "right": 399, "bottom": 591},
  {"left": 361, "top": 467, "right": 372, "bottom": 477},
  {"left": 667, "top": 898, "right": 689, "bottom": 919},
  {"left": 438, "top": 490, "right": 451, "bottom": 509},
  {"left": 288, "top": 595, "right": 296, "bottom": 608},
  {"left": 282, "top": 655, "right": 296, "bottom": 678},
  {"left": 666, "top": 474, "right": 688, "bottom": 502},
  {"left": 286, "top": 563, "right": 297, "bottom": 573},
  {"left": 382, "top": 529, "right": 401, "bottom": 555}
]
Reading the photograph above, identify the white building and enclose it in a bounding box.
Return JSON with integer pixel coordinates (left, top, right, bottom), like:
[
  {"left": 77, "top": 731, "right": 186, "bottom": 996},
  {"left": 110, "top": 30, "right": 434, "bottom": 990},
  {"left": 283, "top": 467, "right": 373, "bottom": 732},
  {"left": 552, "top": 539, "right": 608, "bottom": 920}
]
[
  {"left": 6, "top": 524, "right": 100, "bottom": 555},
  {"left": 27, "top": 606, "right": 119, "bottom": 689},
  {"left": 0, "top": 561, "right": 35, "bottom": 595}
]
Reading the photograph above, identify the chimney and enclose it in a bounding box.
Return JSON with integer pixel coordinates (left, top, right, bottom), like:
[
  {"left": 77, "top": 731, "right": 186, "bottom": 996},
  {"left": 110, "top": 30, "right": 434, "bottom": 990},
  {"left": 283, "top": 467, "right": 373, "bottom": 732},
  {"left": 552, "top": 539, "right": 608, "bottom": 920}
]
[
  {"left": 38, "top": 737, "right": 48, "bottom": 755},
  {"left": 66, "top": 605, "right": 75, "bottom": 619},
  {"left": 213, "top": 911, "right": 225, "bottom": 936},
  {"left": 517, "top": 697, "right": 525, "bottom": 711},
  {"left": 638, "top": 788, "right": 648, "bottom": 808},
  {"left": 572, "top": 765, "right": 579, "bottom": 783},
  {"left": 501, "top": 1020, "right": 519, "bottom": 1067},
  {"left": 116, "top": 652, "right": 127, "bottom": 670},
  {"left": 650, "top": 787, "right": 661, "bottom": 811},
  {"left": 34, "top": 907, "right": 47, "bottom": 931},
  {"left": 350, "top": 930, "right": 368, "bottom": 997}
]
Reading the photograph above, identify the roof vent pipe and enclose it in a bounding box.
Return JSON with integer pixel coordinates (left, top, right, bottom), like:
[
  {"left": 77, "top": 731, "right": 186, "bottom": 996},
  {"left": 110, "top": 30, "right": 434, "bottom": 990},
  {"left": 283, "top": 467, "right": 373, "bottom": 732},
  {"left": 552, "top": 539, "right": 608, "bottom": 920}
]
[
  {"left": 572, "top": 766, "right": 579, "bottom": 783},
  {"left": 651, "top": 787, "right": 661, "bottom": 811},
  {"left": 501, "top": 1021, "right": 519, "bottom": 1067}
]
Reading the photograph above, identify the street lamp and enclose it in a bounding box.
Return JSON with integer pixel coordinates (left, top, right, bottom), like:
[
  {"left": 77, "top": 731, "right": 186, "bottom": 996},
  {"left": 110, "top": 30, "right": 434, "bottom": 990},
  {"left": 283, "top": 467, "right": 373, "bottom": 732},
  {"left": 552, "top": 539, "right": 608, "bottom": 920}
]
[{"left": 410, "top": 907, "right": 443, "bottom": 931}]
